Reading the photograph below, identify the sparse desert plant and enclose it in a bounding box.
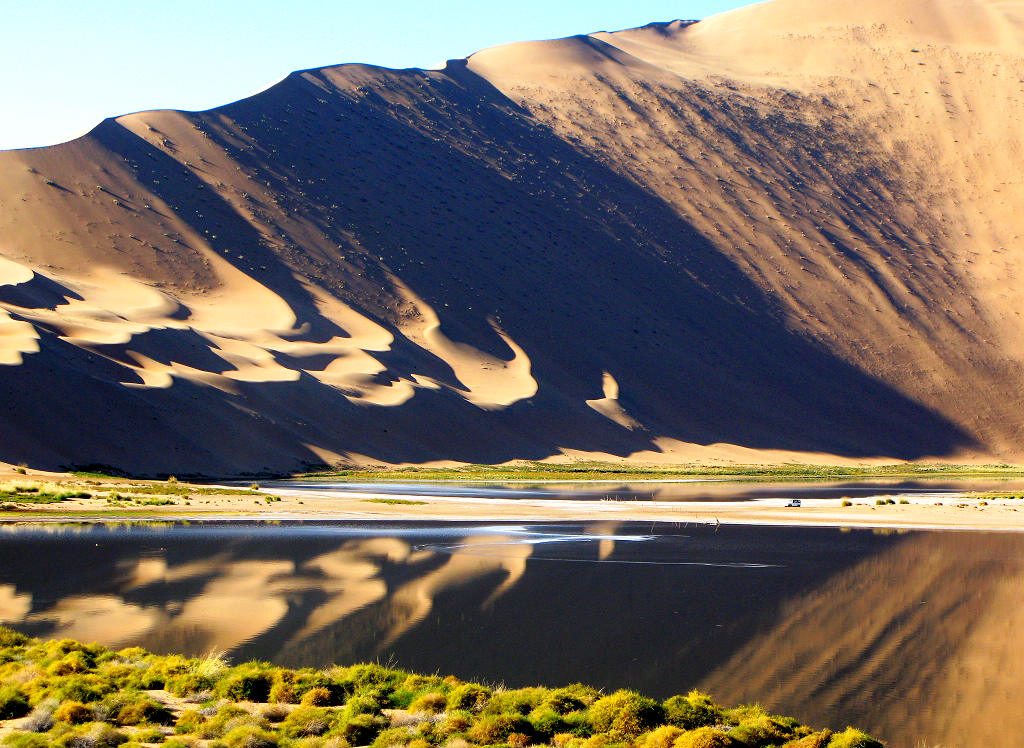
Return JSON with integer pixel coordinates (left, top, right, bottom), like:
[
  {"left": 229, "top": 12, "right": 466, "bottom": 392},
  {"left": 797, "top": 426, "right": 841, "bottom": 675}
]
[
  {"left": 0, "top": 685, "right": 29, "bottom": 719},
  {"left": 53, "top": 700, "right": 93, "bottom": 724},
  {"left": 300, "top": 687, "right": 333, "bottom": 707},
  {"left": 222, "top": 724, "right": 278, "bottom": 748},
  {"left": 841, "top": 500, "right": 853, "bottom": 507},
  {"left": 260, "top": 703, "right": 290, "bottom": 723},
  {"left": 409, "top": 691, "right": 447, "bottom": 714},
  {"left": 446, "top": 684, "right": 491, "bottom": 712},
  {"left": 466, "top": 713, "right": 531, "bottom": 744},
  {"left": 636, "top": 725, "right": 685, "bottom": 748},
  {"left": 825, "top": 727, "right": 883, "bottom": 748},
  {"left": 279, "top": 706, "right": 339, "bottom": 738},
  {"left": 782, "top": 730, "right": 832, "bottom": 747},
  {"left": 663, "top": 691, "right": 722, "bottom": 731},
  {"left": 588, "top": 690, "right": 664, "bottom": 738},
  {"left": 671, "top": 726, "right": 737, "bottom": 748}
]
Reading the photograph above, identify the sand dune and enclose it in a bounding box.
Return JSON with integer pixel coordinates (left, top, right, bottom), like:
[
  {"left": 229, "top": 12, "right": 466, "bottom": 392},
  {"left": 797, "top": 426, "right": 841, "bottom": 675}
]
[{"left": 2, "top": 0, "right": 1024, "bottom": 473}]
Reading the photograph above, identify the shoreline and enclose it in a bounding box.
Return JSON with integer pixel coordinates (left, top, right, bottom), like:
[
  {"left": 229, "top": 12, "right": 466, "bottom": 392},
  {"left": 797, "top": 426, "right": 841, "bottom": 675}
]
[{"left": 4, "top": 467, "right": 1024, "bottom": 532}]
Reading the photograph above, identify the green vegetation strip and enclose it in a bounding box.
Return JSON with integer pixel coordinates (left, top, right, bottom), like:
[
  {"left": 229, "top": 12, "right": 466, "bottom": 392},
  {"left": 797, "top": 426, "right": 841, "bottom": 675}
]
[
  {"left": 0, "top": 628, "right": 880, "bottom": 748},
  {"left": 361, "top": 499, "right": 429, "bottom": 506},
  {"left": 302, "top": 461, "right": 1024, "bottom": 482}
]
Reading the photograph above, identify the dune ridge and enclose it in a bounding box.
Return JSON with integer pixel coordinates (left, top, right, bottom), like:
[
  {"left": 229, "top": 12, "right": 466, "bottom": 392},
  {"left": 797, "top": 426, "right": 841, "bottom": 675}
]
[{"left": 2, "top": 0, "right": 1024, "bottom": 473}]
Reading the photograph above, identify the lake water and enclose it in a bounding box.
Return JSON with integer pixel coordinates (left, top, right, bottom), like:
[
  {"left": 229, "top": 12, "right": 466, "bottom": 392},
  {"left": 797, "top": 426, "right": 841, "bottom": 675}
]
[
  {"left": 263, "top": 476, "right": 1024, "bottom": 503},
  {"left": 1, "top": 519, "right": 1023, "bottom": 747}
]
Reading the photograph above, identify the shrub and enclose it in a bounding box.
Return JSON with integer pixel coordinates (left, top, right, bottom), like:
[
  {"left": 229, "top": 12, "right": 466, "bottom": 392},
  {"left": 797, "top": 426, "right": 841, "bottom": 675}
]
[
  {"left": 134, "top": 727, "right": 166, "bottom": 744},
  {"left": 826, "top": 728, "right": 883, "bottom": 748},
  {"left": 114, "top": 697, "right": 174, "bottom": 726},
  {"left": 222, "top": 725, "right": 277, "bottom": 748},
  {"left": 588, "top": 691, "right": 664, "bottom": 738},
  {"left": 663, "top": 692, "right": 723, "bottom": 731},
  {"left": 216, "top": 668, "right": 273, "bottom": 702},
  {"left": 300, "top": 687, "right": 332, "bottom": 707},
  {"left": 439, "top": 710, "right": 473, "bottom": 737},
  {"left": 467, "top": 713, "right": 532, "bottom": 744},
  {"left": 337, "top": 712, "right": 388, "bottom": 745},
  {"left": 174, "top": 710, "right": 205, "bottom": 735},
  {"left": 54, "top": 701, "right": 93, "bottom": 724},
  {"left": 447, "top": 684, "right": 491, "bottom": 712},
  {"left": 260, "top": 704, "right": 290, "bottom": 723},
  {"left": 636, "top": 725, "right": 685, "bottom": 748},
  {"left": 0, "top": 626, "right": 29, "bottom": 647},
  {"left": 671, "top": 727, "right": 737, "bottom": 748},
  {"left": 279, "top": 707, "right": 339, "bottom": 738},
  {"left": 372, "top": 727, "right": 415, "bottom": 748},
  {"left": 0, "top": 685, "right": 29, "bottom": 719},
  {"left": 21, "top": 701, "right": 56, "bottom": 732},
  {"left": 484, "top": 687, "right": 547, "bottom": 716},
  {"left": 48, "top": 651, "right": 93, "bottom": 676},
  {"left": 841, "top": 501, "right": 852, "bottom": 507},
  {"left": 783, "top": 730, "right": 832, "bottom": 747},
  {"left": 51, "top": 674, "right": 114, "bottom": 703},
  {"left": 340, "top": 694, "right": 382, "bottom": 720},
  {"left": 1, "top": 734, "right": 50, "bottom": 748},
  {"left": 727, "top": 714, "right": 796, "bottom": 746},
  {"left": 542, "top": 686, "right": 598, "bottom": 714},
  {"left": 55, "top": 722, "right": 130, "bottom": 747},
  {"left": 408, "top": 691, "right": 447, "bottom": 714}
]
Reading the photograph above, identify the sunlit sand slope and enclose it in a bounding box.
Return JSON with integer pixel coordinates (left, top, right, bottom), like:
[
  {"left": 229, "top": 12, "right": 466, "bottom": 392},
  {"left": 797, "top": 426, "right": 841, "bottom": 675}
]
[{"left": 2, "top": 0, "right": 1024, "bottom": 473}]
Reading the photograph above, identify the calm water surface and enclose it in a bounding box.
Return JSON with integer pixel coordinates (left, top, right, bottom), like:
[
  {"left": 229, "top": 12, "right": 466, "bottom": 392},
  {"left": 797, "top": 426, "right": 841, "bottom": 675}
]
[
  {"left": 264, "top": 476, "right": 1024, "bottom": 502},
  {"left": 1, "top": 520, "right": 1022, "bottom": 747}
]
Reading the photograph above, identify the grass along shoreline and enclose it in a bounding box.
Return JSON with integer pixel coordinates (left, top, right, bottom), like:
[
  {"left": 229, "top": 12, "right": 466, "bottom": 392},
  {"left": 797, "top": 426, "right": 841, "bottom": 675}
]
[
  {"left": 0, "top": 628, "right": 882, "bottom": 748},
  {"left": 298, "top": 462, "right": 1024, "bottom": 483}
]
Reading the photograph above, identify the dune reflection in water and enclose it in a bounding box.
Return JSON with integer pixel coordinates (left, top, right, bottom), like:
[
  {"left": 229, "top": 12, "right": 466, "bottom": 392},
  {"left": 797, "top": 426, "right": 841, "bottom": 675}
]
[{"left": 4, "top": 522, "right": 1021, "bottom": 747}]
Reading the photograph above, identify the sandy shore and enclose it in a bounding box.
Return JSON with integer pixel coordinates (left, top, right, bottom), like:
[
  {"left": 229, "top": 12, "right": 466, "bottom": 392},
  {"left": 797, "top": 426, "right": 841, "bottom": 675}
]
[{"left": 2, "top": 469, "right": 1022, "bottom": 532}]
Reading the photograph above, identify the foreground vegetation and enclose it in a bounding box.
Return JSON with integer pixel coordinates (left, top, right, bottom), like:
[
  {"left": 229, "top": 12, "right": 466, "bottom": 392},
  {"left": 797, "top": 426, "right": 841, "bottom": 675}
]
[
  {"left": 304, "top": 461, "right": 1024, "bottom": 482},
  {"left": 0, "top": 629, "right": 881, "bottom": 748}
]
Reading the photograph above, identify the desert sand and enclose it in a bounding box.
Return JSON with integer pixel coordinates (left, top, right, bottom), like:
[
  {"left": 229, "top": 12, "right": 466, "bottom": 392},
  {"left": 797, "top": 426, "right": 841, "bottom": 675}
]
[{"left": 2, "top": 0, "right": 1024, "bottom": 474}]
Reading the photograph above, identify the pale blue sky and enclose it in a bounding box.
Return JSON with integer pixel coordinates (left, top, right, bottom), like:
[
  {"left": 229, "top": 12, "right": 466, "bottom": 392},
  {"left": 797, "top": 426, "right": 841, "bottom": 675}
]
[{"left": 0, "top": 0, "right": 753, "bottom": 151}]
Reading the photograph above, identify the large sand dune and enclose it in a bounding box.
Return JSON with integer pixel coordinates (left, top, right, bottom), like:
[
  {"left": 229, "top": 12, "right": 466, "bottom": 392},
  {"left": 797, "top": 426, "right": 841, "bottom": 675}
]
[{"left": 2, "top": 0, "right": 1024, "bottom": 474}]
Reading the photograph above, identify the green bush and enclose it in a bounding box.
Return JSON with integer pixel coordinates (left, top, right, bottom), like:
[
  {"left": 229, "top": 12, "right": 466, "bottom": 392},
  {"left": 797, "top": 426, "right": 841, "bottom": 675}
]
[
  {"left": 337, "top": 712, "right": 388, "bottom": 745},
  {"left": 1, "top": 733, "right": 50, "bottom": 748},
  {"left": 174, "top": 709, "right": 206, "bottom": 735},
  {"left": 53, "top": 700, "right": 93, "bottom": 724},
  {"left": 826, "top": 727, "right": 883, "bottom": 748},
  {"left": 783, "top": 730, "right": 832, "bottom": 747},
  {"left": 588, "top": 691, "right": 664, "bottom": 738},
  {"left": 672, "top": 727, "right": 737, "bottom": 748},
  {"left": 279, "top": 706, "right": 339, "bottom": 738},
  {"left": 134, "top": 727, "right": 166, "bottom": 744},
  {"left": 216, "top": 667, "right": 274, "bottom": 702},
  {"left": 467, "top": 713, "right": 532, "bottom": 744},
  {"left": 409, "top": 691, "right": 448, "bottom": 713},
  {"left": 728, "top": 714, "right": 797, "bottom": 746},
  {"left": 53, "top": 722, "right": 129, "bottom": 747},
  {"left": 372, "top": 727, "right": 416, "bottom": 748},
  {"left": 223, "top": 725, "right": 277, "bottom": 748},
  {"left": 0, "top": 685, "right": 29, "bottom": 719},
  {"left": 299, "top": 687, "right": 332, "bottom": 706},
  {"left": 663, "top": 691, "right": 723, "bottom": 730},
  {"left": 0, "top": 627, "right": 29, "bottom": 648},
  {"left": 636, "top": 725, "right": 685, "bottom": 748},
  {"left": 542, "top": 685, "right": 599, "bottom": 714},
  {"left": 447, "top": 684, "right": 492, "bottom": 712},
  {"left": 483, "top": 687, "right": 546, "bottom": 716},
  {"left": 114, "top": 696, "right": 174, "bottom": 726}
]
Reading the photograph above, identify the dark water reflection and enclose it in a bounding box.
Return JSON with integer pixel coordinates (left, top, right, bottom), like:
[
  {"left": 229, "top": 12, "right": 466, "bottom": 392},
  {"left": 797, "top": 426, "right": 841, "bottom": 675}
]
[{"left": 0, "top": 521, "right": 1022, "bottom": 747}]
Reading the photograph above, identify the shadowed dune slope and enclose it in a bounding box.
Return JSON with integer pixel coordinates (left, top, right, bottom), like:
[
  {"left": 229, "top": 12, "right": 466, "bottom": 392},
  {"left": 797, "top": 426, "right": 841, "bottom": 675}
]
[{"left": 3, "top": 0, "right": 1024, "bottom": 473}]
